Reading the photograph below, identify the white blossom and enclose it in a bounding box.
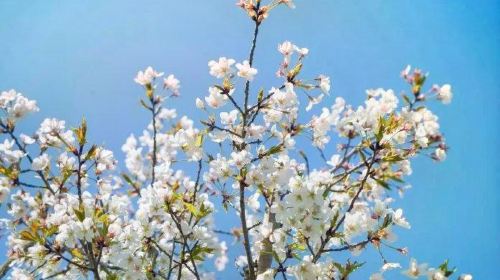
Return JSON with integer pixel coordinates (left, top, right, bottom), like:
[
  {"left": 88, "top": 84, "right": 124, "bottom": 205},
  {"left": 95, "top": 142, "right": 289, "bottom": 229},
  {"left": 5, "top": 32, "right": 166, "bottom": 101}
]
[
  {"left": 437, "top": 84, "right": 452, "bottom": 104},
  {"left": 32, "top": 154, "right": 50, "bottom": 171},
  {"left": 0, "top": 89, "right": 39, "bottom": 120},
  {"left": 391, "top": 208, "right": 411, "bottom": 229},
  {"left": 318, "top": 75, "right": 331, "bottom": 94},
  {"left": 0, "top": 3, "right": 463, "bottom": 279},
  {"left": 435, "top": 148, "right": 446, "bottom": 161},
  {"left": 236, "top": 60, "right": 258, "bottom": 81},
  {"left": 208, "top": 57, "right": 235, "bottom": 78},
  {"left": 402, "top": 258, "right": 428, "bottom": 278},
  {"left": 195, "top": 97, "right": 205, "bottom": 109},
  {"left": 163, "top": 74, "right": 181, "bottom": 96},
  {"left": 134, "top": 66, "right": 163, "bottom": 86}
]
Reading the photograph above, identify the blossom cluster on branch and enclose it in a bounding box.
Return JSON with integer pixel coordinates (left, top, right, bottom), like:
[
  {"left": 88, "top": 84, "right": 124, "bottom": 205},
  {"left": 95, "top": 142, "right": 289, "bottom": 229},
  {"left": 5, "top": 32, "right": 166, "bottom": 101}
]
[{"left": 0, "top": 0, "right": 470, "bottom": 279}]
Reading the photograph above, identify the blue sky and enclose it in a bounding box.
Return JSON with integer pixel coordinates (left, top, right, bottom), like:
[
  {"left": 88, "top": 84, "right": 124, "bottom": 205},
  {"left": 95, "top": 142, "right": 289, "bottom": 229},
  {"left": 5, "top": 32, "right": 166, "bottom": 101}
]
[{"left": 0, "top": 0, "right": 498, "bottom": 278}]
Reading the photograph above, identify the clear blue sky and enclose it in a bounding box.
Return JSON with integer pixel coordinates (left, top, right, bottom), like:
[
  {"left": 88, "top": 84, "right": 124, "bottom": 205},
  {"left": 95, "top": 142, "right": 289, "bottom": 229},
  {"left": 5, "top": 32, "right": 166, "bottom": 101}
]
[{"left": 0, "top": 0, "right": 498, "bottom": 278}]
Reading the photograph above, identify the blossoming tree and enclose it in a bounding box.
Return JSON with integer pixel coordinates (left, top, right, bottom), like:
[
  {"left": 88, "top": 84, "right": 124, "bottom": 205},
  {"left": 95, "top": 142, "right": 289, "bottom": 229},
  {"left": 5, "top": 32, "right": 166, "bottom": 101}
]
[{"left": 0, "top": 1, "right": 472, "bottom": 279}]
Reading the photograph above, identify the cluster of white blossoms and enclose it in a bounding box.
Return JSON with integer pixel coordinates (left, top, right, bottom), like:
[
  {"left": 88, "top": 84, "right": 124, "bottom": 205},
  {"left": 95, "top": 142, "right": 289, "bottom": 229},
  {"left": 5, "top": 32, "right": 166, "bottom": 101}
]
[
  {"left": 0, "top": 90, "right": 39, "bottom": 122},
  {"left": 0, "top": 1, "right": 472, "bottom": 280},
  {"left": 0, "top": 72, "right": 227, "bottom": 279}
]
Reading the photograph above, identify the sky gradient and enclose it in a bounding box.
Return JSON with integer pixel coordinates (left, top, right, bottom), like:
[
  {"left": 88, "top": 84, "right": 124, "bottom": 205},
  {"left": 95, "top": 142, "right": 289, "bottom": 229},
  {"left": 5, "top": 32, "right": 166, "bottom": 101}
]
[{"left": 0, "top": 0, "right": 499, "bottom": 278}]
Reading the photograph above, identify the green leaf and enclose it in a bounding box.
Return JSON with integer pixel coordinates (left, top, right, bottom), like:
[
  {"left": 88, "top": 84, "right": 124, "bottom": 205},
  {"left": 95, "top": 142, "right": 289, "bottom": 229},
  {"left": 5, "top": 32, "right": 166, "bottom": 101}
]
[
  {"left": 195, "top": 133, "right": 204, "bottom": 147},
  {"left": 375, "top": 116, "right": 385, "bottom": 142},
  {"left": 98, "top": 213, "right": 109, "bottom": 225},
  {"left": 291, "top": 252, "right": 301, "bottom": 260},
  {"left": 402, "top": 94, "right": 411, "bottom": 105},
  {"left": 287, "top": 63, "right": 303, "bottom": 80},
  {"left": 84, "top": 145, "right": 98, "bottom": 161},
  {"left": 265, "top": 145, "right": 283, "bottom": 157},
  {"left": 388, "top": 174, "right": 404, "bottom": 183},
  {"left": 190, "top": 244, "right": 214, "bottom": 261},
  {"left": 345, "top": 260, "right": 365, "bottom": 275},
  {"left": 289, "top": 242, "right": 306, "bottom": 251},
  {"left": 44, "top": 225, "right": 58, "bottom": 237},
  {"left": 0, "top": 165, "right": 18, "bottom": 181},
  {"left": 70, "top": 248, "right": 85, "bottom": 259},
  {"left": 374, "top": 178, "right": 391, "bottom": 190},
  {"left": 257, "top": 88, "right": 264, "bottom": 103},
  {"left": 382, "top": 215, "right": 393, "bottom": 228},
  {"left": 334, "top": 260, "right": 365, "bottom": 278},
  {"left": 19, "top": 230, "right": 37, "bottom": 241},
  {"left": 122, "top": 173, "right": 138, "bottom": 191},
  {"left": 140, "top": 99, "right": 152, "bottom": 110},
  {"left": 75, "top": 118, "right": 87, "bottom": 146},
  {"left": 330, "top": 211, "right": 340, "bottom": 230},
  {"left": 74, "top": 206, "right": 86, "bottom": 222},
  {"left": 332, "top": 262, "right": 344, "bottom": 274},
  {"left": 382, "top": 154, "right": 405, "bottom": 163},
  {"left": 106, "top": 274, "right": 119, "bottom": 280},
  {"left": 145, "top": 84, "right": 154, "bottom": 99},
  {"left": 438, "top": 259, "right": 456, "bottom": 277},
  {"left": 184, "top": 202, "right": 201, "bottom": 217},
  {"left": 271, "top": 250, "right": 280, "bottom": 263}
]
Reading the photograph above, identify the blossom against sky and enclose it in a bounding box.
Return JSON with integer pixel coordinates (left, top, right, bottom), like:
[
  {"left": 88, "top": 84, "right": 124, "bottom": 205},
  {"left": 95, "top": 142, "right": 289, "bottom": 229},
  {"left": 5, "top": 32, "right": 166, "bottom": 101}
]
[{"left": 0, "top": 0, "right": 498, "bottom": 278}]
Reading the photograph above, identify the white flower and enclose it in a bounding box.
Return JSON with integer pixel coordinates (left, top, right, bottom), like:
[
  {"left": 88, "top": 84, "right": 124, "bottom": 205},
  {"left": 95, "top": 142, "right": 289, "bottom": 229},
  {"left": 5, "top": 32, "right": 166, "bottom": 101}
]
[
  {"left": 256, "top": 269, "right": 275, "bottom": 280},
  {"left": 247, "top": 192, "right": 260, "bottom": 212},
  {"left": 95, "top": 148, "right": 116, "bottom": 173},
  {"left": 327, "top": 154, "right": 341, "bottom": 167},
  {"left": 247, "top": 124, "right": 265, "bottom": 139},
  {"left": 108, "top": 223, "right": 122, "bottom": 237},
  {"left": 0, "top": 89, "right": 17, "bottom": 108},
  {"left": 215, "top": 255, "right": 228, "bottom": 271},
  {"left": 382, "top": 262, "right": 401, "bottom": 272},
  {"left": 293, "top": 45, "right": 309, "bottom": 56},
  {"left": 401, "top": 65, "right": 412, "bottom": 78},
  {"left": 208, "top": 57, "right": 235, "bottom": 78},
  {"left": 391, "top": 208, "right": 411, "bottom": 229},
  {"left": 278, "top": 41, "right": 294, "bottom": 56},
  {"left": 0, "top": 139, "right": 25, "bottom": 164},
  {"left": 236, "top": 60, "right": 258, "bottom": 81},
  {"left": 57, "top": 153, "right": 76, "bottom": 170},
  {"left": 220, "top": 110, "right": 239, "bottom": 126},
  {"left": 8, "top": 95, "right": 39, "bottom": 119},
  {"left": 37, "top": 118, "right": 75, "bottom": 146},
  {"left": 459, "top": 274, "right": 473, "bottom": 280},
  {"left": 230, "top": 150, "right": 251, "bottom": 168},
  {"left": 437, "top": 84, "right": 452, "bottom": 104},
  {"left": 10, "top": 268, "right": 33, "bottom": 280},
  {"left": 402, "top": 258, "right": 428, "bottom": 279},
  {"left": 195, "top": 98, "right": 205, "bottom": 109},
  {"left": 427, "top": 269, "right": 447, "bottom": 280},
  {"left": 0, "top": 180, "right": 10, "bottom": 203},
  {"left": 235, "top": 255, "right": 248, "bottom": 268},
  {"left": 0, "top": 90, "right": 39, "bottom": 120},
  {"left": 205, "top": 86, "right": 229, "bottom": 109},
  {"left": 305, "top": 94, "right": 324, "bottom": 112},
  {"left": 134, "top": 66, "right": 163, "bottom": 86},
  {"left": 318, "top": 75, "right": 331, "bottom": 94},
  {"left": 287, "top": 256, "right": 319, "bottom": 280},
  {"left": 20, "top": 134, "right": 35, "bottom": 145},
  {"left": 157, "top": 108, "right": 177, "bottom": 120},
  {"left": 163, "top": 74, "right": 180, "bottom": 95},
  {"left": 32, "top": 154, "right": 50, "bottom": 171},
  {"left": 434, "top": 148, "right": 446, "bottom": 161}
]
